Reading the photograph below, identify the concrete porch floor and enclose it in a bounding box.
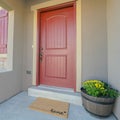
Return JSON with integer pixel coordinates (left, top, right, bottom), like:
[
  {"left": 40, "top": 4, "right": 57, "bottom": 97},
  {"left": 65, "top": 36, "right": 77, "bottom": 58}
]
[{"left": 0, "top": 92, "right": 117, "bottom": 120}]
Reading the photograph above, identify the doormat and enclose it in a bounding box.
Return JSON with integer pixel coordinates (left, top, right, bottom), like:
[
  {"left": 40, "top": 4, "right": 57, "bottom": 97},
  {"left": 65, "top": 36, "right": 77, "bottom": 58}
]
[{"left": 29, "top": 97, "right": 69, "bottom": 118}]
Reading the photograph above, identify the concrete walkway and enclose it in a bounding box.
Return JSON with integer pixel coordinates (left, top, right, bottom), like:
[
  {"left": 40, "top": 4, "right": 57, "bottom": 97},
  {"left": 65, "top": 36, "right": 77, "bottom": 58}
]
[{"left": 0, "top": 92, "right": 117, "bottom": 120}]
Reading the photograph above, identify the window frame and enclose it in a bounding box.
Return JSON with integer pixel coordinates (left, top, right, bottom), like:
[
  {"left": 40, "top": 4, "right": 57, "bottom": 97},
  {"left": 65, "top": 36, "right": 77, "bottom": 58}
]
[{"left": 0, "top": 6, "right": 14, "bottom": 72}]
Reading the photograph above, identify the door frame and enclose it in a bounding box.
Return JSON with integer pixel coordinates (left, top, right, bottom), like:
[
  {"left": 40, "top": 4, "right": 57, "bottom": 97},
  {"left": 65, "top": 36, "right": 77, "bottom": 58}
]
[
  {"left": 31, "top": 0, "right": 82, "bottom": 92},
  {"left": 38, "top": 2, "right": 76, "bottom": 89}
]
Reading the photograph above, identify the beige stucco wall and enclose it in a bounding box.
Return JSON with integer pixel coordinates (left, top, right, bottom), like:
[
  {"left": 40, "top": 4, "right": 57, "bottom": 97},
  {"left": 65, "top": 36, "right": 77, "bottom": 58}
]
[
  {"left": 81, "top": 0, "right": 108, "bottom": 82},
  {"left": 22, "top": 4, "right": 33, "bottom": 90},
  {"left": 107, "top": 0, "right": 120, "bottom": 119},
  {"left": 0, "top": 1, "right": 119, "bottom": 118},
  {"left": 0, "top": 0, "right": 25, "bottom": 102}
]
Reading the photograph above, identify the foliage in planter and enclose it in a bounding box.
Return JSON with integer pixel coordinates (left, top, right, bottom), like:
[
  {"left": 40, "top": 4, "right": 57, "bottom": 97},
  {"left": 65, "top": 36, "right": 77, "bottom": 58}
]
[{"left": 82, "top": 80, "right": 120, "bottom": 98}]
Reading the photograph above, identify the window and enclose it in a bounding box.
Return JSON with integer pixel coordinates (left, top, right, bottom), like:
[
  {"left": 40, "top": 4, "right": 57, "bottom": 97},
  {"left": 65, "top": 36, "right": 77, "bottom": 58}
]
[
  {"left": 0, "top": 8, "right": 8, "bottom": 70},
  {"left": 0, "top": 6, "right": 14, "bottom": 72}
]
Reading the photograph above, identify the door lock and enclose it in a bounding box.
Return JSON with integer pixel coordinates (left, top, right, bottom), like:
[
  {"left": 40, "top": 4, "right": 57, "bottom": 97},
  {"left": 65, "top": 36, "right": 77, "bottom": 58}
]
[{"left": 40, "top": 48, "right": 43, "bottom": 62}]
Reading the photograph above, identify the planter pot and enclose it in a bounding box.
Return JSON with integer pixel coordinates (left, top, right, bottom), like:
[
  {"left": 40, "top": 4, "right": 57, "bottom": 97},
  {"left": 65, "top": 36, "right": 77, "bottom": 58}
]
[{"left": 81, "top": 88, "right": 116, "bottom": 117}]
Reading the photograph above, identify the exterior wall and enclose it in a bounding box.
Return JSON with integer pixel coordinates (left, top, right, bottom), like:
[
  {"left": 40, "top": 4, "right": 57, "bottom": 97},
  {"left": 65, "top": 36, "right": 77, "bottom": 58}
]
[
  {"left": 22, "top": 5, "right": 33, "bottom": 90},
  {"left": 0, "top": 0, "right": 24, "bottom": 102},
  {"left": 81, "top": 0, "right": 108, "bottom": 82},
  {"left": 0, "top": 0, "right": 118, "bottom": 118},
  {"left": 107, "top": 0, "right": 120, "bottom": 119},
  {"left": 23, "top": 0, "right": 108, "bottom": 90}
]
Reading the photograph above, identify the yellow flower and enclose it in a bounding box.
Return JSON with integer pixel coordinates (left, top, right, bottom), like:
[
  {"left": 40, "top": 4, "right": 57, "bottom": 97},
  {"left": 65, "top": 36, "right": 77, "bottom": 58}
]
[{"left": 95, "top": 83, "right": 101, "bottom": 88}]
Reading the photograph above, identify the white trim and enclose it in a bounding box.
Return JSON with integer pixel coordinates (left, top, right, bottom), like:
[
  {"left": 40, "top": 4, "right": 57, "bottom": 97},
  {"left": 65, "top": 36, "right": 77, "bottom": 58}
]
[
  {"left": 31, "top": 0, "right": 82, "bottom": 91},
  {"left": 7, "top": 10, "right": 14, "bottom": 70},
  {"left": 31, "top": 0, "right": 74, "bottom": 11},
  {"left": 76, "top": 0, "right": 82, "bottom": 91},
  {"left": 0, "top": 54, "right": 7, "bottom": 58},
  {"left": 32, "top": 10, "right": 37, "bottom": 85},
  {"left": 0, "top": 7, "right": 3, "bottom": 10},
  {"left": 0, "top": 1, "right": 12, "bottom": 11}
]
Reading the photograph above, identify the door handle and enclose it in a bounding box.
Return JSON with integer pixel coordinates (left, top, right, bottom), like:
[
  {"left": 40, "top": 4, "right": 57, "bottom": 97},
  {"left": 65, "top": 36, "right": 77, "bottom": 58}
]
[
  {"left": 40, "top": 48, "right": 43, "bottom": 62},
  {"left": 40, "top": 52, "right": 43, "bottom": 57}
]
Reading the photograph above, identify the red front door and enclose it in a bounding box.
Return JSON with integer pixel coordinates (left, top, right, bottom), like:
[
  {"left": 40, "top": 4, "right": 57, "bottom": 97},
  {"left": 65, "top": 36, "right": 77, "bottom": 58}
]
[{"left": 38, "top": 5, "right": 76, "bottom": 89}]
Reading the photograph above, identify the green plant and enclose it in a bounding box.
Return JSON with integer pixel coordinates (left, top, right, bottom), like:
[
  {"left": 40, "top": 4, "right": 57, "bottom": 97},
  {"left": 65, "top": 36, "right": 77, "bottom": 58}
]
[{"left": 82, "top": 80, "right": 120, "bottom": 98}]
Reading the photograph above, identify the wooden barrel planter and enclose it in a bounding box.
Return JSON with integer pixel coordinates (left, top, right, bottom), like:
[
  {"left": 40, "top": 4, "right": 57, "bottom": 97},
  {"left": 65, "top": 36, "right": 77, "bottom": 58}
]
[{"left": 81, "top": 88, "right": 116, "bottom": 117}]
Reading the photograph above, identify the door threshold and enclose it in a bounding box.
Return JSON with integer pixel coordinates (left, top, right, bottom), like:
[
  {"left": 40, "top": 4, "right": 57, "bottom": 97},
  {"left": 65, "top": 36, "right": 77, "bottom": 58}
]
[
  {"left": 28, "top": 85, "right": 82, "bottom": 105},
  {"left": 38, "top": 85, "right": 74, "bottom": 93}
]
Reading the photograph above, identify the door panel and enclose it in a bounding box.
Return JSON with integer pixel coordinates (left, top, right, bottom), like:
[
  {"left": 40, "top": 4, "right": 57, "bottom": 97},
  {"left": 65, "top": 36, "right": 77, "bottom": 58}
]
[
  {"left": 46, "top": 15, "right": 67, "bottom": 49},
  {"left": 45, "top": 55, "right": 67, "bottom": 78},
  {"left": 39, "top": 6, "right": 75, "bottom": 89}
]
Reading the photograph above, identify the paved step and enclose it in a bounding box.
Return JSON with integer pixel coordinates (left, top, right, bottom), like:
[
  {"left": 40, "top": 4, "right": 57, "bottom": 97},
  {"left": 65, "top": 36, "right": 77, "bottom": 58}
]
[{"left": 28, "top": 85, "right": 82, "bottom": 106}]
